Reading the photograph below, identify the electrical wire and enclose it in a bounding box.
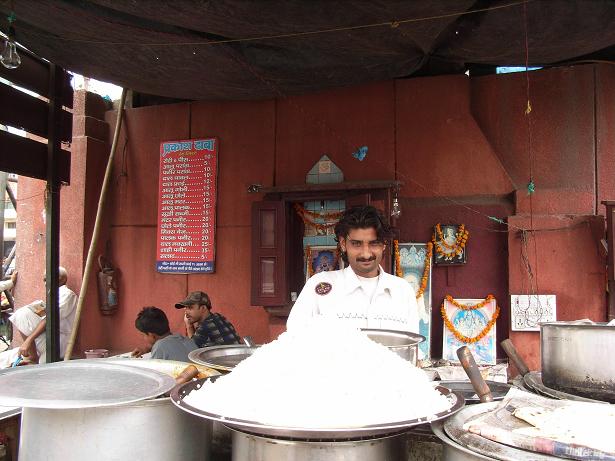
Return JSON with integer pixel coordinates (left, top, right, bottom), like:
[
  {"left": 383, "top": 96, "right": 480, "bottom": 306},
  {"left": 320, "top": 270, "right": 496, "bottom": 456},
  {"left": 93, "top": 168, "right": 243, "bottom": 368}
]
[{"left": 8, "top": 0, "right": 533, "bottom": 47}]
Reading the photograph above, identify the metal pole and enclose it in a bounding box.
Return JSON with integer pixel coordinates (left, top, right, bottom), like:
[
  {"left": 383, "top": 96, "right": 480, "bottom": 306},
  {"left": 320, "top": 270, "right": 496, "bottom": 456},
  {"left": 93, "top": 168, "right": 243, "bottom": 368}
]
[{"left": 45, "top": 64, "right": 63, "bottom": 363}]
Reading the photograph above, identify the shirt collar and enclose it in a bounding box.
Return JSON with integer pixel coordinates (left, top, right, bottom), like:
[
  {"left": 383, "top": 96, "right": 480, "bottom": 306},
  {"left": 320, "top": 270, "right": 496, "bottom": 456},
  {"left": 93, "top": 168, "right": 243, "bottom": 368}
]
[{"left": 343, "top": 265, "right": 393, "bottom": 295}]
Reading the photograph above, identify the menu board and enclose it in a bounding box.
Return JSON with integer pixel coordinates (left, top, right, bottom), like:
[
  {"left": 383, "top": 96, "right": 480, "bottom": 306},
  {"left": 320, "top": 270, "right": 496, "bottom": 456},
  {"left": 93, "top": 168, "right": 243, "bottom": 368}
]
[{"left": 156, "top": 138, "right": 218, "bottom": 273}]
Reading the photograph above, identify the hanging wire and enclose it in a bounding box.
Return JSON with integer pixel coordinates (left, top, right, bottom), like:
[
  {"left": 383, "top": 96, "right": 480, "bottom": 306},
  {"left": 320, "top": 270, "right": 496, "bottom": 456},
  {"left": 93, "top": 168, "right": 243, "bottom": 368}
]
[
  {"left": 522, "top": 0, "right": 539, "bottom": 296},
  {"left": 13, "top": 0, "right": 534, "bottom": 47}
]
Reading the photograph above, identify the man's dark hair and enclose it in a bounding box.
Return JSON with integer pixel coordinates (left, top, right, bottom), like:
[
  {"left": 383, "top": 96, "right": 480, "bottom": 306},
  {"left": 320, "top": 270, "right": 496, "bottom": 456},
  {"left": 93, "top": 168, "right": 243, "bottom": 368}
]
[
  {"left": 135, "top": 306, "right": 171, "bottom": 336},
  {"left": 334, "top": 205, "right": 393, "bottom": 243}
]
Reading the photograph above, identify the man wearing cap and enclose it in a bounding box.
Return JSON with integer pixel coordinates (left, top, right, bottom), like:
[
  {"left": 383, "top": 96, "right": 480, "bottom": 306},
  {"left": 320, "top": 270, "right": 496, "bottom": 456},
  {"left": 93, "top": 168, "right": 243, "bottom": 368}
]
[{"left": 176, "top": 291, "right": 241, "bottom": 348}]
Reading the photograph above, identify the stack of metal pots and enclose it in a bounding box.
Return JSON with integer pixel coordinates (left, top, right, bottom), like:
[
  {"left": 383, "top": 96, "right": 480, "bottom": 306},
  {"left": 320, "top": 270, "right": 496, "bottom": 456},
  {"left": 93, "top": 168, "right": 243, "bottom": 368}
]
[{"left": 0, "top": 360, "right": 215, "bottom": 461}]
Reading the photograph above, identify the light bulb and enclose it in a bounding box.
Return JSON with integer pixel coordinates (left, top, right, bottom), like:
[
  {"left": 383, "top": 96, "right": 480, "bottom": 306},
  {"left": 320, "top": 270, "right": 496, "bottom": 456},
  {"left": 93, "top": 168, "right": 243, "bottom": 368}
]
[
  {"left": 391, "top": 197, "right": 401, "bottom": 218},
  {"left": 1, "top": 39, "right": 21, "bottom": 69}
]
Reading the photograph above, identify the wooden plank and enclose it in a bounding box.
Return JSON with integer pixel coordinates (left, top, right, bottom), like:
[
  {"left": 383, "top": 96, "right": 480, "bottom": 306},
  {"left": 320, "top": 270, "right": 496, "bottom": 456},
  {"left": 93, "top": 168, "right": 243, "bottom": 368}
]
[
  {"left": 0, "top": 130, "right": 70, "bottom": 183},
  {"left": 46, "top": 63, "right": 64, "bottom": 363},
  {"left": 0, "top": 48, "right": 73, "bottom": 108},
  {"left": 0, "top": 83, "right": 72, "bottom": 141},
  {"left": 259, "top": 180, "right": 402, "bottom": 194}
]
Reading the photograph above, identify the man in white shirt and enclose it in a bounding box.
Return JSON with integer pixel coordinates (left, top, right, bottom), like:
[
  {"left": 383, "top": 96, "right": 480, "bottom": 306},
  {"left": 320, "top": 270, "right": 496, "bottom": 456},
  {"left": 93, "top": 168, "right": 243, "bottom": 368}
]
[
  {"left": 287, "top": 206, "right": 419, "bottom": 333},
  {"left": 10, "top": 267, "right": 77, "bottom": 363}
]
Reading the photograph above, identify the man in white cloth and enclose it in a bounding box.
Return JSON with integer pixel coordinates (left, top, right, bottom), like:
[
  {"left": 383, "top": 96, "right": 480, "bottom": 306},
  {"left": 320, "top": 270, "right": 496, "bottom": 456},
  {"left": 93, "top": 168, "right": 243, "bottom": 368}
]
[
  {"left": 0, "top": 267, "right": 77, "bottom": 366},
  {"left": 287, "top": 206, "right": 419, "bottom": 333}
]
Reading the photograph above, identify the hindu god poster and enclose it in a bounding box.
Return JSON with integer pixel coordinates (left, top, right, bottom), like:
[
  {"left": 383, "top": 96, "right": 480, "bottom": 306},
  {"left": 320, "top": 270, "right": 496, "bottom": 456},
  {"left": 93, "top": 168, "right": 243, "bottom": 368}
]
[
  {"left": 397, "top": 242, "right": 432, "bottom": 360},
  {"left": 441, "top": 297, "right": 497, "bottom": 365}
]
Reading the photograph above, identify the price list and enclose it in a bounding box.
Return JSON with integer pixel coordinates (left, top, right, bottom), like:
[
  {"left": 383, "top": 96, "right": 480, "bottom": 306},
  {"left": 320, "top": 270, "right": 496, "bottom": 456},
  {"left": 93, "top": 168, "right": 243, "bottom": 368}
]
[{"left": 156, "top": 138, "right": 218, "bottom": 273}]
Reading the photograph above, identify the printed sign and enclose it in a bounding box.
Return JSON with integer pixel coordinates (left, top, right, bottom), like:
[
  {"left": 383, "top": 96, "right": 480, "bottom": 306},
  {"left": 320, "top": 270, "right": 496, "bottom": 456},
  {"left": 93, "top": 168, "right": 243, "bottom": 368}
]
[
  {"left": 156, "top": 138, "right": 218, "bottom": 273},
  {"left": 511, "top": 295, "right": 556, "bottom": 331}
]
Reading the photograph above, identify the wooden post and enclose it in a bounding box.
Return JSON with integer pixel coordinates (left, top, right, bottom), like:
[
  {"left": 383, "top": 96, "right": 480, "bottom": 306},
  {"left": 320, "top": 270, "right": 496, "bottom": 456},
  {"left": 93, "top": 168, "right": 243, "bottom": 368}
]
[
  {"left": 0, "top": 172, "right": 6, "bottom": 277},
  {"left": 603, "top": 201, "right": 615, "bottom": 321}
]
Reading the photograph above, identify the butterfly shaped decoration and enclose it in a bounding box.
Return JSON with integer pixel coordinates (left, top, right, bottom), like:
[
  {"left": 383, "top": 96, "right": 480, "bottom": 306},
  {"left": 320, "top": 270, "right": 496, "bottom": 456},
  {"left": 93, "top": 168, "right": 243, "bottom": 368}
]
[{"left": 352, "top": 146, "right": 368, "bottom": 161}]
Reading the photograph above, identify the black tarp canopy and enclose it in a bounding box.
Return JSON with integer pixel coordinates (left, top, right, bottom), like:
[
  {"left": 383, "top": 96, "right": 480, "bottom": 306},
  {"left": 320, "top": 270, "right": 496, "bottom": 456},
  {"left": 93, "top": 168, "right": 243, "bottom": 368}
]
[{"left": 2, "top": 0, "right": 615, "bottom": 100}]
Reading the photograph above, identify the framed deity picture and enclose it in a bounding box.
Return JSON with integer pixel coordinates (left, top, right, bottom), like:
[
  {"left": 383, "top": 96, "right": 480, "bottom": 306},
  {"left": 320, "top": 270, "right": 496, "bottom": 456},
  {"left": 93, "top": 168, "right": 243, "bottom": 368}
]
[
  {"left": 397, "top": 242, "right": 433, "bottom": 360},
  {"left": 305, "top": 246, "right": 343, "bottom": 281},
  {"left": 442, "top": 297, "right": 498, "bottom": 365},
  {"left": 432, "top": 224, "right": 467, "bottom": 265}
]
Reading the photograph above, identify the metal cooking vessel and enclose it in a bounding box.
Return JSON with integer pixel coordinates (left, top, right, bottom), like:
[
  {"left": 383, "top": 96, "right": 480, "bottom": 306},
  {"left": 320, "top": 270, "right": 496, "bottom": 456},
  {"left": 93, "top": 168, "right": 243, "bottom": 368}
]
[
  {"left": 189, "top": 344, "right": 259, "bottom": 372},
  {"left": 362, "top": 328, "right": 425, "bottom": 365},
  {"left": 230, "top": 428, "right": 409, "bottom": 461},
  {"left": 541, "top": 322, "right": 615, "bottom": 402},
  {"left": 19, "top": 397, "right": 211, "bottom": 461}
]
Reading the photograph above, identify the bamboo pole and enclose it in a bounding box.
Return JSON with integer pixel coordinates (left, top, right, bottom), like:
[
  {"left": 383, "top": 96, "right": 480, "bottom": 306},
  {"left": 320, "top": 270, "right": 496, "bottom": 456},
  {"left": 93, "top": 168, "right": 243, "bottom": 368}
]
[{"left": 64, "top": 89, "right": 127, "bottom": 360}]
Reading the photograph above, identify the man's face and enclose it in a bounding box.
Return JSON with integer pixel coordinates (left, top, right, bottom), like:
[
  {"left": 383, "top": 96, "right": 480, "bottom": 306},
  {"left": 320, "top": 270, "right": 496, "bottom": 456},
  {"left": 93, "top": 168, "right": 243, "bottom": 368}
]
[
  {"left": 141, "top": 332, "right": 157, "bottom": 348},
  {"left": 184, "top": 303, "right": 207, "bottom": 323},
  {"left": 339, "top": 227, "right": 385, "bottom": 278}
]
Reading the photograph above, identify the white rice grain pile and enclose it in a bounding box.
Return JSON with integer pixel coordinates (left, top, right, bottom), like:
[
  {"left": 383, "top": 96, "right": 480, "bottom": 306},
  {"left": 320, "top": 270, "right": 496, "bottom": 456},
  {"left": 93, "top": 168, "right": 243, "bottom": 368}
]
[{"left": 184, "top": 320, "right": 451, "bottom": 428}]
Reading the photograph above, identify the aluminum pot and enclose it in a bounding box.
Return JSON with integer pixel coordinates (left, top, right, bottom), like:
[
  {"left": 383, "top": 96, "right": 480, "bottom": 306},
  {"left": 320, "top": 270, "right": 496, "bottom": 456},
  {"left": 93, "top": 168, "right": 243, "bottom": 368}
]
[
  {"left": 362, "top": 328, "right": 425, "bottom": 365},
  {"left": 230, "top": 428, "right": 408, "bottom": 461},
  {"left": 541, "top": 321, "right": 615, "bottom": 402},
  {"left": 19, "top": 396, "right": 211, "bottom": 461}
]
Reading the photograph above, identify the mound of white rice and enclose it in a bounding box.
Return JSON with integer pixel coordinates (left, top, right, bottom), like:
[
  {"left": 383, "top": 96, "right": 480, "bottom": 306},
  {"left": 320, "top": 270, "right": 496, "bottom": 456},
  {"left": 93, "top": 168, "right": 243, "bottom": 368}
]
[{"left": 184, "top": 320, "right": 451, "bottom": 428}]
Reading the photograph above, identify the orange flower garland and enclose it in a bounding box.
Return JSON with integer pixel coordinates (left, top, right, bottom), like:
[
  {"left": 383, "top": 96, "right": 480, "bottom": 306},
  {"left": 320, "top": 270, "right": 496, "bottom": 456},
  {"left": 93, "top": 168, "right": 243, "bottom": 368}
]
[
  {"left": 294, "top": 204, "right": 342, "bottom": 233},
  {"left": 393, "top": 240, "right": 433, "bottom": 300},
  {"left": 432, "top": 223, "right": 469, "bottom": 261},
  {"left": 440, "top": 294, "right": 500, "bottom": 343}
]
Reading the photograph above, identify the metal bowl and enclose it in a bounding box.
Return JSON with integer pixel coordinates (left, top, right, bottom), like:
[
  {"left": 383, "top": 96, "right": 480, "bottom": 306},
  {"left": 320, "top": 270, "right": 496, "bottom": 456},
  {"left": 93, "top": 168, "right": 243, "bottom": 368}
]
[
  {"left": 361, "top": 328, "right": 425, "bottom": 365},
  {"left": 188, "top": 344, "right": 259, "bottom": 373},
  {"left": 171, "top": 377, "right": 465, "bottom": 440},
  {"left": 437, "top": 380, "right": 511, "bottom": 403}
]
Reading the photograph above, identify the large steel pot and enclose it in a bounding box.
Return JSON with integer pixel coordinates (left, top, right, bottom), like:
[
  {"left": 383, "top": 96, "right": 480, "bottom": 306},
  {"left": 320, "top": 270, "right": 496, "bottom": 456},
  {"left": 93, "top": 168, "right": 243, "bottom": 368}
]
[
  {"left": 541, "top": 321, "right": 615, "bottom": 402},
  {"left": 19, "top": 396, "right": 211, "bottom": 461},
  {"left": 230, "top": 428, "right": 408, "bottom": 461},
  {"left": 362, "top": 328, "right": 425, "bottom": 365}
]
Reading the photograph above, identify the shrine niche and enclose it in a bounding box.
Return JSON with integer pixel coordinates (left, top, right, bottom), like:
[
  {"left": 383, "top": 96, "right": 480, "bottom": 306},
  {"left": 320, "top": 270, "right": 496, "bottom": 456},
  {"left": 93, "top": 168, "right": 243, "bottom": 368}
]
[{"left": 250, "top": 155, "right": 399, "bottom": 313}]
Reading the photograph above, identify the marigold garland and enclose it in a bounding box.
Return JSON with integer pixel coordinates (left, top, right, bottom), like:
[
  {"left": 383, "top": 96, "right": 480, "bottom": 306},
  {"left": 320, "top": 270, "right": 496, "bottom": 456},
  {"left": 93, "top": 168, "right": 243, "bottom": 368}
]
[
  {"left": 294, "top": 204, "right": 342, "bottom": 233},
  {"left": 432, "top": 223, "right": 469, "bottom": 261},
  {"left": 441, "top": 294, "right": 500, "bottom": 344},
  {"left": 394, "top": 240, "right": 433, "bottom": 300}
]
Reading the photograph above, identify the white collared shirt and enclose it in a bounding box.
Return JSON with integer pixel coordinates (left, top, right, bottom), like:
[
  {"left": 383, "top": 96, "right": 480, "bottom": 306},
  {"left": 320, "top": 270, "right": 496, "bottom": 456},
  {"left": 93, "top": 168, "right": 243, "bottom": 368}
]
[{"left": 287, "top": 266, "right": 419, "bottom": 333}]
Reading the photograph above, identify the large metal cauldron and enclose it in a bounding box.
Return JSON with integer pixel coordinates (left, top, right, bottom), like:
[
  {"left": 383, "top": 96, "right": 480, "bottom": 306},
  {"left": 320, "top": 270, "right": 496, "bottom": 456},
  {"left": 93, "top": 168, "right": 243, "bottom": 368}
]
[
  {"left": 230, "top": 428, "right": 408, "bottom": 461},
  {"left": 19, "top": 396, "right": 211, "bottom": 461},
  {"left": 541, "top": 321, "right": 615, "bottom": 402},
  {"left": 362, "top": 329, "right": 425, "bottom": 365}
]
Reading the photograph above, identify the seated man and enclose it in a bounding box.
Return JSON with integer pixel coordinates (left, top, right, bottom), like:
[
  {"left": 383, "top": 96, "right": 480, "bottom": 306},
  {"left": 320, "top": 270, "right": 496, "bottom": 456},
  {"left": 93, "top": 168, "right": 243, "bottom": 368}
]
[
  {"left": 175, "top": 291, "right": 241, "bottom": 348},
  {"left": 0, "top": 267, "right": 77, "bottom": 366},
  {"left": 132, "top": 306, "right": 197, "bottom": 362},
  {"left": 15, "top": 266, "right": 77, "bottom": 363},
  {"left": 0, "top": 271, "right": 17, "bottom": 294}
]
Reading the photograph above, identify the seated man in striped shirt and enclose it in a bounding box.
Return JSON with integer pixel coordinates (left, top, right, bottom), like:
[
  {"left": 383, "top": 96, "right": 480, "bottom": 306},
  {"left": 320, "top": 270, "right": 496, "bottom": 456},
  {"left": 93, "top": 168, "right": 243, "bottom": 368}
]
[{"left": 176, "top": 291, "right": 241, "bottom": 348}]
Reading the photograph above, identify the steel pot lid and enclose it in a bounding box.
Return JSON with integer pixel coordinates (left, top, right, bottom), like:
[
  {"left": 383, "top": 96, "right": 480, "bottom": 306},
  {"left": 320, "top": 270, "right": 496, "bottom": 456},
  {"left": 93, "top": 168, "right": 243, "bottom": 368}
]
[
  {"left": 0, "top": 359, "right": 175, "bottom": 409},
  {"left": 443, "top": 402, "right": 557, "bottom": 461},
  {"left": 437, "top": 380, "right": 511, "bottom": 403},
  {"left": 188, "top": 344, "right": 259, "bottom": 372},
  {"left": 361, "top": 328, "right": 425, "bottom": 348},
  {"left": 171, "top": 377, "right": 465, "bottom": 440}
]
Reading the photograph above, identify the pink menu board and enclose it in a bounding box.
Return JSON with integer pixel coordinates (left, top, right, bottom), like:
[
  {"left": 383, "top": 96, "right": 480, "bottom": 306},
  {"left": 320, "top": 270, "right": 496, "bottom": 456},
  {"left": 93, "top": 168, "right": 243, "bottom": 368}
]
[{"left": 156, "top": 138, "right": 218, "bottom": 273}]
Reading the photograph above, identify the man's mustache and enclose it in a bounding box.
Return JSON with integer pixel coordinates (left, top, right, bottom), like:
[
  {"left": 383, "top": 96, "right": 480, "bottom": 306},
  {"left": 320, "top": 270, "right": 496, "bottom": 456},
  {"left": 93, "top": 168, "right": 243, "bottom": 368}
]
[{"left": 356, "top": 257, "right": 376, "bottom": 262}]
